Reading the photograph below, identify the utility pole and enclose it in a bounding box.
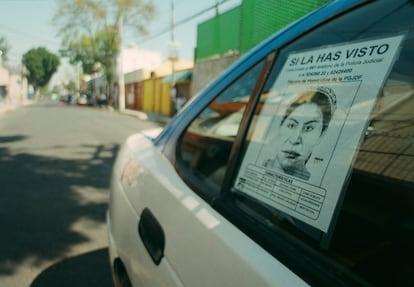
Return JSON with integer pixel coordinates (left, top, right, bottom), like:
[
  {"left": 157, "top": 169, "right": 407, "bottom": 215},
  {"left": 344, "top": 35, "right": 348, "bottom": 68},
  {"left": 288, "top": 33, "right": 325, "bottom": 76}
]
[
  {"left": 169, "top": 0, "right": 177, "bottom": 111},
  {"left": 76, "top": 61, "right": 81, "bottom": 96},
  {"left": 117, "top": 10, "right": 126, "bottom": 112}
]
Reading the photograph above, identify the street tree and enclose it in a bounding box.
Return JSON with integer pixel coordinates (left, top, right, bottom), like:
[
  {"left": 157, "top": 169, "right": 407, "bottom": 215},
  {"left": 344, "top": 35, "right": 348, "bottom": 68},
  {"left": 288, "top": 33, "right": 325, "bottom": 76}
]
[
  {"left": 22, "top": 47, "right": 60, "bottom": 94},
  {"left": 0, "top": 36, "right": 11, "bottom": 64},
  {"left": 53, "top": 0, "right": 156, "bottom": 107},
  {"left": 59, "top": 27, "right": 118, "bottom": 103},
  {"left": 66, "top": 80, "right": 77, "bottom": 94}
]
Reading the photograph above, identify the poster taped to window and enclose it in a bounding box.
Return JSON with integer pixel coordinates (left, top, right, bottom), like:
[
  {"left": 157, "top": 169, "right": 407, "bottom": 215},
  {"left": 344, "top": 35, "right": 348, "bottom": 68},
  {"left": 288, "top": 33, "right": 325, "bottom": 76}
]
[{"left": 234, "top": 35, "right": 404, "bottom": 232}]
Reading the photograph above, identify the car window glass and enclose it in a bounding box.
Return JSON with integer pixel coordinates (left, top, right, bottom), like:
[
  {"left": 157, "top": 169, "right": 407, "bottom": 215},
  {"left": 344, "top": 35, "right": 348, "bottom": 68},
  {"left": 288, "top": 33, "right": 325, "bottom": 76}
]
[
  {"left": 176, "top": 60, "right": 265, "bottom": 198},
  {"left": 227, "top": 1, "right": 414, "bottom": 286}
]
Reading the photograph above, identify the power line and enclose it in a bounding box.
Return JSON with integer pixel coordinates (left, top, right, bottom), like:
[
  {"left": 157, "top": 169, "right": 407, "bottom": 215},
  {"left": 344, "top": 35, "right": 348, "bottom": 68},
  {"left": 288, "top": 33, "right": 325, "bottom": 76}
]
[
  {"left": 138, "top": 0, "right": 233, "bottom": 43},
  {"left": 0, "top": 0, "right": 237, "bottom": 66},
  {"left": 0, "top": 0, "right": 235, "bottom": 47},
  {"left": 0, "top": 24, "right": 60, "bottom": 47}
]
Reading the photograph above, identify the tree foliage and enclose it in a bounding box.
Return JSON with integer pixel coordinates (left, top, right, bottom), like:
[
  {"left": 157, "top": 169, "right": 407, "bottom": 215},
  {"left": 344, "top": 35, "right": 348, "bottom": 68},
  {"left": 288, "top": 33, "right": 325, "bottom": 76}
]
[
  {"left": 22, "top": 47, "right": 60, "bottom": 91},
  {"left": 0, "top": 36, "right": 10, "bottom": 63},
  {"left": 66, "top": 80, "right": 77, "bottom": 93},
  {"left": 60, "top": 28, "right": 117, "bottom": 75},
  {"left": 53, "top": 0, "right": 156, "bottom": 105}
]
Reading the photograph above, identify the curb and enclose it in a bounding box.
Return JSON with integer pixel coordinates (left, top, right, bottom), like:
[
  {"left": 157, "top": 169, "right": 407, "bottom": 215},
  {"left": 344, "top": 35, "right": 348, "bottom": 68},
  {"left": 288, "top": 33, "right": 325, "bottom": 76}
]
[
  {"left": 0, "top": 100, "right": 37, "bottom": 116},
  {"left": 0, "top": 103, "right": 17, "bottom": 115},
  {"left": 122, "top": 109, "right": 171, "bottom": 125}
]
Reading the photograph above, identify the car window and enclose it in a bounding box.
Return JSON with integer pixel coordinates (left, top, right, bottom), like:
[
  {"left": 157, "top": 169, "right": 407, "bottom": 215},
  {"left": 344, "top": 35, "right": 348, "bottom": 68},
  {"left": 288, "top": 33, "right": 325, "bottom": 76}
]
[
  {"left": 176, "top": 60, "right": 266, "bottom": 200},
  {"left": 224, "top": 1, "right": 414, "bottom": 286}
]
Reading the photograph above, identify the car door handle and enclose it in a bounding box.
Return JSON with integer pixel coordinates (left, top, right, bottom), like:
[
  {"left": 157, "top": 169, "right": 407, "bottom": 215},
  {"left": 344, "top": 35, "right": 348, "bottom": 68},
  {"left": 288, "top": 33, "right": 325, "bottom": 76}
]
[{"left": 138, "top": 208, "right": 165, "bottom": 265}]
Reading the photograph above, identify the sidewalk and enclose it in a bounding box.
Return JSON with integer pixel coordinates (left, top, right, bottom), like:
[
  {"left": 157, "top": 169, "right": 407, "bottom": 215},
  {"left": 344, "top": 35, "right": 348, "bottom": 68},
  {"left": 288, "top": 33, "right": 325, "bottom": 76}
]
[
  {"left": 0, "top": 102, "right": 17, "bottom": 116},
  {"left": 122, "top": 108, "right": 171, "bottom": 125},
  {"left": 0, "top": 100, "right": 36, "bottom": 116}
]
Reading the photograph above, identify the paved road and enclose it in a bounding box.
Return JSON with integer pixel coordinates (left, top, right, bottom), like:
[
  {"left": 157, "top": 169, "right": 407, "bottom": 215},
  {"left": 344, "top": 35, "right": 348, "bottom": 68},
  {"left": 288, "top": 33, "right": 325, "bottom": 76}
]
[{"left": 0, "top": 100, "right": 164, "bottom": 287}]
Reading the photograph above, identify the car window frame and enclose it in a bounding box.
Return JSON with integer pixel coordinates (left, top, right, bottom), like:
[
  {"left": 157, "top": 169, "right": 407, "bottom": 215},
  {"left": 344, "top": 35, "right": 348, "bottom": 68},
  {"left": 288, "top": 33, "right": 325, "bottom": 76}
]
[
  {"left": 173, "top": 55, "right": 274, "bottom": 203},
  {"left": 166, "top": 0, "right": 397, "bottom": 286},
  {"left": 214, "top": 0, "right": 408, "bottom": 286}
]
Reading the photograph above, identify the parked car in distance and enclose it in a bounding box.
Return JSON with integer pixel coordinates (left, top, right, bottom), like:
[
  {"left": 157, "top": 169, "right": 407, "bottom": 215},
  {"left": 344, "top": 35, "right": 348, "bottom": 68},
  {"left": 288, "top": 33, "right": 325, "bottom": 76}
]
[
  {"left": 97, "top": 93, "right": 108, "bottom": 106},
  {"left": 59, "top": 94, "right": 68, "bottom": 103},
  {"left": 77, "top": 94, "right": 88, "bottom": 106},
  {"left": 60, "top": 94, "right": 76, "bottom": 104},
  {"left": 107, "top": 1, "right": 414, "bottom": 286},
  {"left": 86, "top": 93, "right": 96, "bottom": 106}
]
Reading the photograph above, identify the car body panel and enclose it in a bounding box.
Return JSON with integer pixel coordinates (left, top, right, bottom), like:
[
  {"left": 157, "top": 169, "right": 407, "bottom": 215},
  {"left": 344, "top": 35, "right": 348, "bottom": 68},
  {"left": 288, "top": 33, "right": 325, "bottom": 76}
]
[
  {"left": 108, "top": 132, "right": 309, "bottom": 286},
  {"left": 107, "top": 0, "right": 414, "bottom": 286}
]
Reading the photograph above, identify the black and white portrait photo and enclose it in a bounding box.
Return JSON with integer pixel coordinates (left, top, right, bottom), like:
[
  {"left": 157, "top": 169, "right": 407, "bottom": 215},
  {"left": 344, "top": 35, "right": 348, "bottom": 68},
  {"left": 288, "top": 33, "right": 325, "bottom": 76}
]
[{"left": 262, "top": 87, "right": 337, "bottom": 180}]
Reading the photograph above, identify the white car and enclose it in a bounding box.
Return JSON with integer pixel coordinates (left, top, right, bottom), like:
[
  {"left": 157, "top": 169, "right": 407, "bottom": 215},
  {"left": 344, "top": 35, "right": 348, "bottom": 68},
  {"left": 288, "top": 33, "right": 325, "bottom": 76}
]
[
  {"left": 107, "top": 1, "right": 414, "bottom": 286},
  {"left": 77, "top": 94, "right": 88, "bottom": 105}
]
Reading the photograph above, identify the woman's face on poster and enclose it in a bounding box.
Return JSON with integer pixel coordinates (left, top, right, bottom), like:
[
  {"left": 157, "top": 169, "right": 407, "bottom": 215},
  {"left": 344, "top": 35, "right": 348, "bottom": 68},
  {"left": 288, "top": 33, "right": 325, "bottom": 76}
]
[{"left": 275, "top": 102, "right": 324, "bottom": 171}]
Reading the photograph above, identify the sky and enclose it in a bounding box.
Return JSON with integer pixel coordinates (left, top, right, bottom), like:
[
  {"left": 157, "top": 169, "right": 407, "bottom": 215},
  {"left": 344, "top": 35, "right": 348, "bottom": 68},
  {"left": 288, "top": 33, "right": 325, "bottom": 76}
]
[{"left": 0, "top": 0, "right": 241, "bottom": 84}]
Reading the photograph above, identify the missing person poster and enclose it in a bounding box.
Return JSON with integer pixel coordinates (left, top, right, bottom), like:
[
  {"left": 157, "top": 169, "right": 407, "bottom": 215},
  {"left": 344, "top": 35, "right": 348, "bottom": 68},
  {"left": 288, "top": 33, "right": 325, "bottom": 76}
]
[{"left": 234, "top": 35, "right": 404, "bottom": 232}]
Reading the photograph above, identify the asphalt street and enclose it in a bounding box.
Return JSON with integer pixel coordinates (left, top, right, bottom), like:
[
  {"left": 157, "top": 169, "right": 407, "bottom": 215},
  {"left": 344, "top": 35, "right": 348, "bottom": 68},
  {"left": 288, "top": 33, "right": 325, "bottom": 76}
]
[{"left": 0, "top": 100, "right": 164, "bottom": 287}]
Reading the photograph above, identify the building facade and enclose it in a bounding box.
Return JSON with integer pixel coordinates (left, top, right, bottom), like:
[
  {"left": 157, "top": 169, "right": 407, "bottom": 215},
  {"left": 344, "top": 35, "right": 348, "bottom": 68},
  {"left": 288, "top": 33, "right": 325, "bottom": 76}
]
[
  {"left": 124, "top": 60, "right": 193, "bottom": 116},
  {"left": 0, "top": 64, "right": 28, "bottom": 106},
  {"left": 192, "top": 0, "right": 331, "bottom": 95}
]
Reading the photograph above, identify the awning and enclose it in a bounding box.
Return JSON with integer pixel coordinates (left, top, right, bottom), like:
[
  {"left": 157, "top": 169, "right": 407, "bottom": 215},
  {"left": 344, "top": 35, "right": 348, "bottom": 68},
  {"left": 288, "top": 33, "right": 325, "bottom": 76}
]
[{"left": 162, "top": 70, "right": 192, "bottom": 84}]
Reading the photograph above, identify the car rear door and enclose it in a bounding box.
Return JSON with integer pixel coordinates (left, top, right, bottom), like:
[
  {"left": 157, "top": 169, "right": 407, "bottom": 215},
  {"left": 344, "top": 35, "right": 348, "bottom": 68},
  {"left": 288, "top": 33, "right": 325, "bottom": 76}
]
[
  {"left": 121, "top": 55, "right": 309, "bottom": 286},
  {"left": 164, "top": 0, "right": 414, "bottom": 286}
]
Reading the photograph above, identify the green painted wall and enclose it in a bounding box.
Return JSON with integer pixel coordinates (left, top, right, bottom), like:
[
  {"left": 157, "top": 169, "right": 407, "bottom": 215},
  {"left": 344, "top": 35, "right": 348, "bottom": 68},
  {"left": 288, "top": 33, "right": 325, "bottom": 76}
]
[
  {"left": 195, "top": 0, "right": 331, "bottom": 60},
  {"left": 195, "top": 7, "right": 241, "bottom": 60}
]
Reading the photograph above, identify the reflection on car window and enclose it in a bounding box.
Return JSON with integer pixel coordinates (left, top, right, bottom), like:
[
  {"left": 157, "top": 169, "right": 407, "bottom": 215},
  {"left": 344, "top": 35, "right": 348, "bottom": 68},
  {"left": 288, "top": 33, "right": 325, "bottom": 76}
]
[
  {"left": 226, "top": 1, "right": 414, "bottom": 286},
  {"left": 176, "top": 60, "right": 265, "bottom": 198},
  {"left": 358, "top": 79, "right": 414, "bottom": 182}
]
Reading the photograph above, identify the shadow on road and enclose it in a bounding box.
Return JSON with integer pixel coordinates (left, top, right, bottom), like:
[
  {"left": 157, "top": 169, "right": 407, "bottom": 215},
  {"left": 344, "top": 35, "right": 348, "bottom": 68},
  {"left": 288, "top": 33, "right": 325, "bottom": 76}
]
[
  {"left": 0, "top": 134, "right": 119, "bottom": 277},
  {"left": 30, "top": 248, "right": 114, "bottom": 287},
  {"left": 0, "top": 135, "right": 28, "bottom": 143}
]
